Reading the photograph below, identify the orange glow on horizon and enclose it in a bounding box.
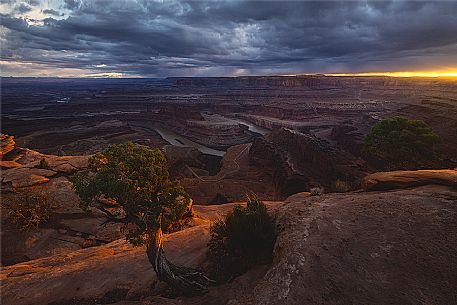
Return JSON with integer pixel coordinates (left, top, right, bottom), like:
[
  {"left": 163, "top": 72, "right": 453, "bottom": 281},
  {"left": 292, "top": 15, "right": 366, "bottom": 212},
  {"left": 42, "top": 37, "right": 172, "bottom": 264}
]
[{"left": 323, "top": 71, "right": 457, "bottom": 78}]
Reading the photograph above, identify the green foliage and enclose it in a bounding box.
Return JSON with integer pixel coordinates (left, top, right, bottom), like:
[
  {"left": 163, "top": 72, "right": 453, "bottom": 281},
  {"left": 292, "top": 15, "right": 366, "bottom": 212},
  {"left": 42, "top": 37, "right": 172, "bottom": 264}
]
[
  {"left": 363, "top": 116, "right": 440, "bottom": 163},
  {"left": 208, "top": 196, "right": 276, "bottom": 282},
  {"left": 70, "top": 142, "right": 189, "bottom": 246},
  {"left": 2, "top": 188, "right": 56, "bottom": 231}
]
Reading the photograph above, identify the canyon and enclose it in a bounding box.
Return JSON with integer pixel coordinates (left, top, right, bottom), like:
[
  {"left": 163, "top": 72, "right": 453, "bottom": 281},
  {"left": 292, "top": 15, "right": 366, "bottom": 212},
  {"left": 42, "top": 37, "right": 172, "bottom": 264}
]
[
  {"left": 1, "top": 75, "right": 457, "bottom": 304},
  {"left": 2, "top": 76, "right": 457, "bottom": 202}
]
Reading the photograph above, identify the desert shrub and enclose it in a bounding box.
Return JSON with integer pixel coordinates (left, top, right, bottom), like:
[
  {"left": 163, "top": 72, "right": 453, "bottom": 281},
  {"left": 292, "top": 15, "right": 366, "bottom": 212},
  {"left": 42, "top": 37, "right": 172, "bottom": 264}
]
[
  {"left": 38, "top": 158, "right": 50, "bottom": 169},
  {"left": 310, "top": 187, "right": 324, "bottom": 196},
  {"left": 363, "top": 116, "right": 440, "bottom": 165},
  {"left": 2, "top": 188, "right": 56, "bottom": 231},
  {"left": 333, "top": 180, "right": 351, "bottom": 193},
  {"left": 208, "top": 197, "right": 276, "bottom": 282}
]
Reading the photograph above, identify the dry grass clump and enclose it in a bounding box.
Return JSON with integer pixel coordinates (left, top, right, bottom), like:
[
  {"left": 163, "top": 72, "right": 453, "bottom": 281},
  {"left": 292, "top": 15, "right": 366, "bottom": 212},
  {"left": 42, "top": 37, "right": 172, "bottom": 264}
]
[
  {"left": 334, "top": 180, "right": 352, "bottom": 193},
  {"left": 2, "top": 188, "right": 57, "bottom": 231},
  {"left": 310, "top": 187, "right": 324, "bottom": 196}
]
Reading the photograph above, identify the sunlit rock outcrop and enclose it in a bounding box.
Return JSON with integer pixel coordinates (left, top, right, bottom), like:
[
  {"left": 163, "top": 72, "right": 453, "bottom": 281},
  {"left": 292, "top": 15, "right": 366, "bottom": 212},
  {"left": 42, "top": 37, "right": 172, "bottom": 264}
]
[
  {"left": 0, "top": 134, "right": 16, "bottom": 157},
  {"left": 1, "top": 135, "right": 89, "bottom": 190},
  {"left": 362, "top": 169, "right": 457, "bottom": 190}
]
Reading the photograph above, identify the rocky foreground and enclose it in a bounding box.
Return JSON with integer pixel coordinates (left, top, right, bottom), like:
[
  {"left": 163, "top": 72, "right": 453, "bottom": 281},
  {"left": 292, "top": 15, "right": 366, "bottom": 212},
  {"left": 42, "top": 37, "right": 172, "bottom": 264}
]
[
  {"left": 2, "top": 134, "right": 457, "bottom": 304},
  {"left": 1, "top": 135, "right": 118, "bottom": 266},
  {"left": 2, "top": 184, "right": 456, "bottom": 305}
]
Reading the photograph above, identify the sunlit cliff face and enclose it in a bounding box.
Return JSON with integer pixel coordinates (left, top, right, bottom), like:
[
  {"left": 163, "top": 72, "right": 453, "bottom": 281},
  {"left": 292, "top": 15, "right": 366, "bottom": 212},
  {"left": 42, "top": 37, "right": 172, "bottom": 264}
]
[{"left": 1, "top": 1, "right": 457, "bottom": 77}]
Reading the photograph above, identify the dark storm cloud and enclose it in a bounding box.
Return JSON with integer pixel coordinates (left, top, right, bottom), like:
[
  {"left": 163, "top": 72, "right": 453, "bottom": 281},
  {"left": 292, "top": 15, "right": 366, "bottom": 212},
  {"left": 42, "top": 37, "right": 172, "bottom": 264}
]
[
  {"left": 63, "top": 0, "right": 81, "bottom": 10},
  {"left": 26, "top": 0, "right": 40, "bottom": 6},
  {"left": 13, "top": 3, "right": 32, "bottom": 14},
  {"left": 1, "top": 0, "right": 457, "bottom": 77},
  {"left": 42, "top": 9, "right": 63, "bottom": 17}
]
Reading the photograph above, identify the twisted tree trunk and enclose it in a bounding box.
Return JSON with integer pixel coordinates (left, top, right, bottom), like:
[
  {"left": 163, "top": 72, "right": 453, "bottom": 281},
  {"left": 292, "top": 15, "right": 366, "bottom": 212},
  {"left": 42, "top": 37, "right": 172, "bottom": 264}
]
[{"left": 146, "top": 225, "right": 214, "bottom": 295}]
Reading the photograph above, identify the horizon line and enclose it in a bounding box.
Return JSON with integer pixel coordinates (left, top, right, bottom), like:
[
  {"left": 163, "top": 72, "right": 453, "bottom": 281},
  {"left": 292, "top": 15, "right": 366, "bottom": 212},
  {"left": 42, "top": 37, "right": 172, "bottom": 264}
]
[{"left": 2, "top": 71, "right": 457, "bottom": 79}]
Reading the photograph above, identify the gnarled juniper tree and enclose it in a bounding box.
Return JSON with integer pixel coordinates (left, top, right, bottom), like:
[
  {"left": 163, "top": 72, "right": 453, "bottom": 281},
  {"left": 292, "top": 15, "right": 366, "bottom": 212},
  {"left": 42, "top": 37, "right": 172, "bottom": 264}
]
[{"left": 71, "top": 142, "right": 213, "bottom": 295}]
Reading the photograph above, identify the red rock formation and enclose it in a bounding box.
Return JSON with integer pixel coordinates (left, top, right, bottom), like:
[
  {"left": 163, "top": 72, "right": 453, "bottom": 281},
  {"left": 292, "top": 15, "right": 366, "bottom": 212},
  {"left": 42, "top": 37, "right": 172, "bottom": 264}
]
[
  {"left": 249, "top": 128, "right": 368, "bottom": 195},
  {"left": 0, "top": 134, "right": 16, "bottom": 158},
  {"left": 181, "top": 144, "right": 277, "bottom": 203},
  {"left": 1, "top": 153, "right": 89, "bottom": 190},
  {"left": 330, "top": 123, "right": 366, "bottom": 156}
]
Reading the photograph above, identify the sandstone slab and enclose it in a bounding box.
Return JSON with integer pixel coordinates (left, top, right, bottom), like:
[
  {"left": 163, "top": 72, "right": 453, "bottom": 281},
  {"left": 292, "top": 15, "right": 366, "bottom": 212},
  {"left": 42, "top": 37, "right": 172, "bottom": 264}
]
[
  {"left": 2, "top": 167, "right": 56, "bottom": 188},
  {"left": 1, "top": 224, "right": 211, "bottom": 305},
  {"left": 284, "top": 192, "right": 310, "bottom": 204},
  {"left": 43, "top": 155, "right": 90, "bottom": 172},
  {"left": 251, "top": 185, "right": 457, "bottom": 305},
  {"left": 12, "top": 148, "right": 44, "bottom": 164},
  {"left": 361, "top": 169, "right": 457, "bottom": 190},
  {"left": 0, "top": 160, "right": 22, "bottom": 169}
]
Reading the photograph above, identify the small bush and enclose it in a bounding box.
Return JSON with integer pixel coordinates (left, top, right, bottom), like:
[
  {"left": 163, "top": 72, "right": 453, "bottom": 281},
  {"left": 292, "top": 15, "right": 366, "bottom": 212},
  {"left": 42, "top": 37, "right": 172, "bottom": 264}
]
[
  {"left": 2, "top": 188, "right": 57, "bottom": 231},
  {"left": 310, "top": 187, "right": 324, "bottom": 196},
  {"left": 38, "top": 158, "right": 50, "bottom": 169},
  {"left": 363, "top": 116, "right": 440, "bottom": 165},
  {"left": 207, "top": 197, "right": 276, "bottom": 282},
  {"left": 333, "top": 180, "right": 351, "bottom": 193}
]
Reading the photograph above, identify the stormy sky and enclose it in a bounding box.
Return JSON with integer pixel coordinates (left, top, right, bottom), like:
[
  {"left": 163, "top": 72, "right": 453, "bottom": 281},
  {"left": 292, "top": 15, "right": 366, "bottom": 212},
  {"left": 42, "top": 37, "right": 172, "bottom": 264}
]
[{"left": 1, "top": 0, "right": 457, "bottom": 77}]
